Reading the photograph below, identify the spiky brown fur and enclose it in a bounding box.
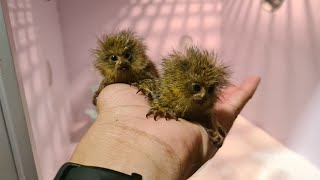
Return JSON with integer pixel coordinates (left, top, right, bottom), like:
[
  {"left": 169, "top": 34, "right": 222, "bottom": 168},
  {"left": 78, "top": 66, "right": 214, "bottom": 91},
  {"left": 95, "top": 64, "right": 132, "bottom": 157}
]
[
  {"left": 147, "top": 46, "right": 230, "bottom": 147},
  {"left": 92, "top": 29, "right": 159, "bottom": 105}
]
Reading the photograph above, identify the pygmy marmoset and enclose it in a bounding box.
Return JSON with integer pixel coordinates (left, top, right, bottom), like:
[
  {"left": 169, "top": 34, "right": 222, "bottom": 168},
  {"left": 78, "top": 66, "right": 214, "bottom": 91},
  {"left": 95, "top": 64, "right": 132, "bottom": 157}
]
[
  {"left": 147, "top": 46, "right": 230, "bottom": 148},
  {"left": 92, "top": 29, "right": 159, "bottom": 105}
]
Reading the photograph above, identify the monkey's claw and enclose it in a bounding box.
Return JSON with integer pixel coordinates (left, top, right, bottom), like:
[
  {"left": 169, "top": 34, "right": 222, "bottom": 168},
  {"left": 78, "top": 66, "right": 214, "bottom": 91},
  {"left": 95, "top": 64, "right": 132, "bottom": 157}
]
[
  {"left": 163, "top": 112, "right": 178, "bottom": 121},
  {"left": 146, "top": 108, "right": 155, "bottom": 118},
  {"left": 146, "top": 107, "right": 178, "bottom": 121},
  {"left": 146, "top": 108, "right": 161, "bottom": 120},
  {"left": 132, "top": 80, "right": 155, "bottom": 100}
]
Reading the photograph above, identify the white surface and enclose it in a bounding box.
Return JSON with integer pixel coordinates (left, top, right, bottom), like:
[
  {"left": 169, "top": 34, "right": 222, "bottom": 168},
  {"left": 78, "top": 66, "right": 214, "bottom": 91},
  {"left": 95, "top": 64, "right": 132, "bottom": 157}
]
[
  {"left": 290, "top": 83, "right": 320, "bottom": 168},
  {"left": 255, "top": 150, "right": 320, "bottom": 180},
  {"left": 191, "top": 116, "right": 320, "bottom": 180}
]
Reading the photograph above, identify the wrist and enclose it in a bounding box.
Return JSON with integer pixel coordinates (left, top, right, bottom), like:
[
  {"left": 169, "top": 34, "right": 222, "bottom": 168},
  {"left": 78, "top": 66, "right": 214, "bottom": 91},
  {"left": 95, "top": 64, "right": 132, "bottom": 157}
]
[{"left": 70, "top": 118, "right": 183, "bottom": 179}]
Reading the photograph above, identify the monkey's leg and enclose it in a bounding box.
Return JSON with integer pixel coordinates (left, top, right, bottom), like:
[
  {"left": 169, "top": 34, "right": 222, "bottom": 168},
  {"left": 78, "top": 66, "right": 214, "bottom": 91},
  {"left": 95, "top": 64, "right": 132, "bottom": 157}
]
[
  {"left": 205, "top": 120, "right": 226, "bottom": 148},
  {"left": 92, "top": 78, "right": 111, "bottom": 106},
  {"left": 206, "top": 128, "right": 225, "bottom": 148},
  {"left": 215, "top": 121, "right": 227, "bottom": 139}
]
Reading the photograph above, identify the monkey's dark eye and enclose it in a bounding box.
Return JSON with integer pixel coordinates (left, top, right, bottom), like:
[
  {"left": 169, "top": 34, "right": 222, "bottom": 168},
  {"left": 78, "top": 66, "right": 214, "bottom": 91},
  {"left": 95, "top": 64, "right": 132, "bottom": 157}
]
[
  {"left": 110, "top": 55, "right": 118, "bottom": 61},
  {"left": 123, "top": 52, "right": 132, "bottom": 60},
  {"left": 208, "top": 86, "right": 215, "bottom": 94},
  {"left": 192, "top": 83, "right": 201, "bottom": 92}
]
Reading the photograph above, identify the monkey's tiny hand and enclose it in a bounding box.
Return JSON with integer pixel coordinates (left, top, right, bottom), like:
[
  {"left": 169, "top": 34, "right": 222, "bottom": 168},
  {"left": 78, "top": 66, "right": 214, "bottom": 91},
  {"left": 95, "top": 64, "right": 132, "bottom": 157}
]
[
  {"left": 93, "top": 78, "right": 111, "bottom": 106},
  {"left": 132, "top": 79, "right": 157, "bottom": 100},
  {"left": 146, "top": 106, "right": 178, "bottom": 121}
]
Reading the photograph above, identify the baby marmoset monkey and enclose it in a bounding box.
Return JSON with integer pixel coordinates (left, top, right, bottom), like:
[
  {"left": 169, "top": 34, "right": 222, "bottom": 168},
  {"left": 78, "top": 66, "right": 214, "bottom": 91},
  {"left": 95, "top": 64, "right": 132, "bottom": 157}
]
[
  {"left": 147, "top": 46, "right": 230, "bottom": 148},
  {"left": 92, "top": 30, "right": 159, "bottom": 105}
]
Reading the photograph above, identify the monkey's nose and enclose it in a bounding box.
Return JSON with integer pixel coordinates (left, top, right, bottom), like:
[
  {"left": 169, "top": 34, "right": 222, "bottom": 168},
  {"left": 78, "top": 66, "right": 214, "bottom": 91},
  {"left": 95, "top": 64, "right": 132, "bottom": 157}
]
[
  {"left": 193, "top": 94, "right": 206, "bottom": 104},
  {"left": 117, "top": 61, "right": 129, "bottom": 70}
]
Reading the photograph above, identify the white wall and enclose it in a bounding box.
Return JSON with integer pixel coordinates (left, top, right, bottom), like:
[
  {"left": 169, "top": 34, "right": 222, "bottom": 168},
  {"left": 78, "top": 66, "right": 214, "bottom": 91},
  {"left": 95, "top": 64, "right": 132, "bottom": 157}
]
[
  {"left": 220, "top": 0, "right": 320, "bottom": 167},
  {"left": 58, "top": 0, "right": 222, "bottom": 82},
  {"left": 6, "top": 0, "right": 75, "bottom": 179}
]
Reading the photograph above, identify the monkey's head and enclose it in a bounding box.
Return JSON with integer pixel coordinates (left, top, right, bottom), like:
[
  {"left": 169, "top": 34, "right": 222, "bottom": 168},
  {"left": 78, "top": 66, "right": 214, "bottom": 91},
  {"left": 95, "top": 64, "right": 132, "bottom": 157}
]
[
  {"left": 161, "top": 47, "right": 229, "bottom": 116},
  {"left": 93, "top": 30, "right": 150, "bottom": 81}
]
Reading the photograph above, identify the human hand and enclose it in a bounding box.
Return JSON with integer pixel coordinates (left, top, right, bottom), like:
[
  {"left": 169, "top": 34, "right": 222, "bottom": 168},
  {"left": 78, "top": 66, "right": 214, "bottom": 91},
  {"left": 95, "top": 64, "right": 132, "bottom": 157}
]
[
  {"left": 215, "top": 76, "right": 261, "bottom": 133},
  {"left": 70, "top": 76, "right": 260, "bottom": 180}
]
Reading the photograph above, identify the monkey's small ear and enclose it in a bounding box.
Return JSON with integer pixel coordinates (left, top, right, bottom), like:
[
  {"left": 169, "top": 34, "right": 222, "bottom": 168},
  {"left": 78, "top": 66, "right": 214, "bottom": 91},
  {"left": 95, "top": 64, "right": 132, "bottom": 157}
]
[{"left": 179, "top": 60, "right": 190, "bottom": 71}]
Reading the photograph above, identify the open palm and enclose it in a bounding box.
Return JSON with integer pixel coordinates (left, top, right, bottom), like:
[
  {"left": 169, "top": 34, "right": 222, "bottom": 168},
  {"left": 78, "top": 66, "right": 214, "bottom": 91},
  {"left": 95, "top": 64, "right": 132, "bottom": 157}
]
[{"left": 92, "top": 76, "right": 260, "bottom": 179}]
